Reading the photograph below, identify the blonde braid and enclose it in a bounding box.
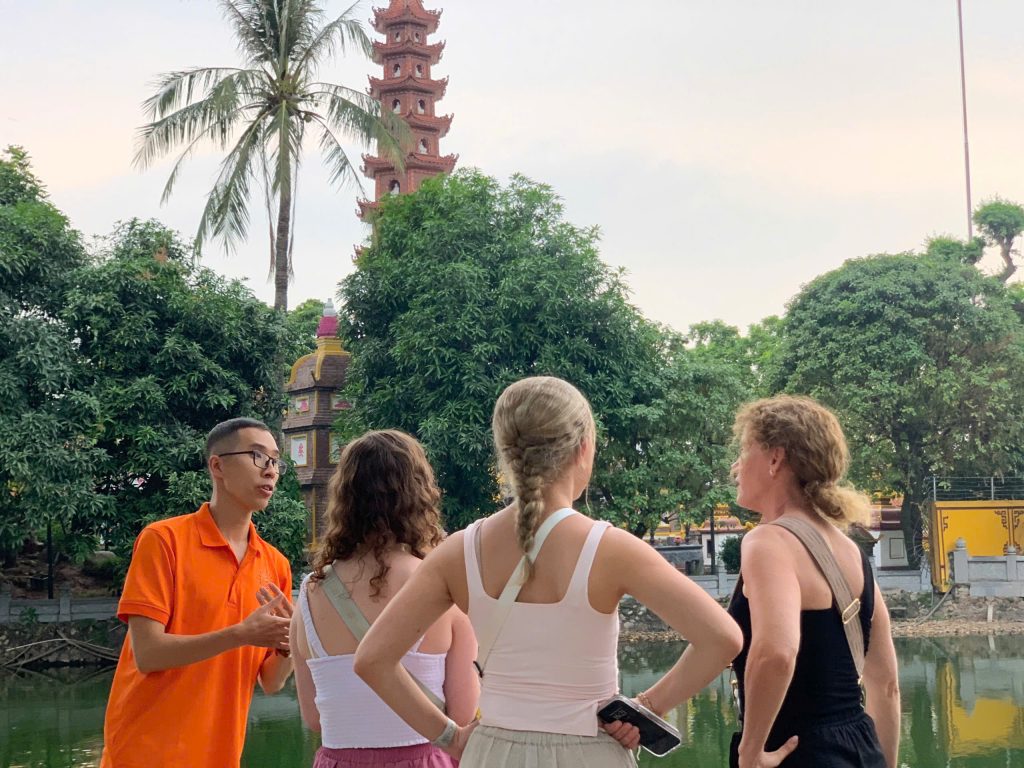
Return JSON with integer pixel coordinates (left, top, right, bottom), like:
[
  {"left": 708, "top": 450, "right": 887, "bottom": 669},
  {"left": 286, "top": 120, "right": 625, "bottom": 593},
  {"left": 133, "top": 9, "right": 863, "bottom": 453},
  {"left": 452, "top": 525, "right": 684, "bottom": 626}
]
[{"left": 492, "top": 377, "right": 595, "bottom": 583}]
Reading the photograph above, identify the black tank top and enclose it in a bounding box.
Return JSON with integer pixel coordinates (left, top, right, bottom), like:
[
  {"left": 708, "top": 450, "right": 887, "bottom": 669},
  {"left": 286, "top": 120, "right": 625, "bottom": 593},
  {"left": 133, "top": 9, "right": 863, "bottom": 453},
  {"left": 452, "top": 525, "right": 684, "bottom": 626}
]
[{"left": 728, "top": 547, "right": 874, "bottom": 741}]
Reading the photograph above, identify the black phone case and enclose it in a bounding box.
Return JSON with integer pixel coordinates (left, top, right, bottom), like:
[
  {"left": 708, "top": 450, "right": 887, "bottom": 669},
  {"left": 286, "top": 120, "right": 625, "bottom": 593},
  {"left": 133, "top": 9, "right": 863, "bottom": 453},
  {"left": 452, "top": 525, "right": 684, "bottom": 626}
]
[{"left": 597, "top": 696, "right": 682, "bottom": 757}]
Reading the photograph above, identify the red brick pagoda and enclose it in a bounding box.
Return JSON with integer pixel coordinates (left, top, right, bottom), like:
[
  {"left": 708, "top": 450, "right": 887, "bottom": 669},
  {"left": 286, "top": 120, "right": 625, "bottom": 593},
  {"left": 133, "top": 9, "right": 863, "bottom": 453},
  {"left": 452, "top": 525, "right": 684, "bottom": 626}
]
[{"left": 358, "top": 0, "right": 456, "bottom": 219}]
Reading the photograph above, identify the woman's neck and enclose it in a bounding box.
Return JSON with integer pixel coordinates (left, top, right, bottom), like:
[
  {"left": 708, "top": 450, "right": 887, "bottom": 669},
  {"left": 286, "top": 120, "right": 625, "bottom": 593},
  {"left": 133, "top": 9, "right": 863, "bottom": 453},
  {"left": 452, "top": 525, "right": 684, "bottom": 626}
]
[{"left": 756, "top": 486, "right": 815, "bottom": 524}]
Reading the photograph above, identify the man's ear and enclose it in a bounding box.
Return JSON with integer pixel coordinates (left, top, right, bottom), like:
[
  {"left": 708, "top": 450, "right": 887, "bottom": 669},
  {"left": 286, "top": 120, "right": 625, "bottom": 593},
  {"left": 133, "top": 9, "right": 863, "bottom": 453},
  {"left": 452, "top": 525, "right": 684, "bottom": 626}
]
[
  {"left": 208, "top": 454, "right": 224, "bottom": 480},
  {"left": 769, "top": 446, "right": 786, "bottom": 472}
]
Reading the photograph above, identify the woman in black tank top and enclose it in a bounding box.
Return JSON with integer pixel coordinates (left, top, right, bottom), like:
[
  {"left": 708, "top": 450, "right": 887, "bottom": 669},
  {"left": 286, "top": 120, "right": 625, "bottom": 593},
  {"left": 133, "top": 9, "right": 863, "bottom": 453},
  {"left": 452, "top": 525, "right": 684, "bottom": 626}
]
[{"left": 726, "top": 396, "right": 900, "bottom": 768}]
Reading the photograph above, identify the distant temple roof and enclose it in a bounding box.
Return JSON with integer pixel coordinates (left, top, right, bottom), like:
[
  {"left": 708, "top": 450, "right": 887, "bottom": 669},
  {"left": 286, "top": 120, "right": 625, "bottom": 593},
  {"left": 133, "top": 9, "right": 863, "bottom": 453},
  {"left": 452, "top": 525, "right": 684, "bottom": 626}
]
[{"left": 372, "top": 0, "right": 441, "bottom": 34}]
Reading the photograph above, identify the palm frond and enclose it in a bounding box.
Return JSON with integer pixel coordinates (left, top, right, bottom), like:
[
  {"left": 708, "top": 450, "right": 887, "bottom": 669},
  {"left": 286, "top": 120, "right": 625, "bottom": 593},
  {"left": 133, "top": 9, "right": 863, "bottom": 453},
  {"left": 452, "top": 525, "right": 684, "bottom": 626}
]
[
  {"left": 265, "top": 104, "right": 304, "bottom": 279},
  {"left": 259, "top": 152, "right": 277, "bottom": 271},
  {"left": 310, "top": 82, "right": 410, "bottom": 171},
  {"left": 158, "top": 107, "right": 256, "bottom": 204},
  {"left": 311, "top": 116, "right": 362, "bottom": 191},
  {"left": 135, "top": 69, "right": 265, "bottom": 169},
  {"left": 218, "top": 0, "right": 277, "bottom": 65},
  {"left": 294, "top": 2, "right": 371, "bottom": 79},
  {"left": 194, "top": 116, "right": 268, "bottom": 254},
  {"left": 142, "top": 67, "right": 247, "bottom": 120}
]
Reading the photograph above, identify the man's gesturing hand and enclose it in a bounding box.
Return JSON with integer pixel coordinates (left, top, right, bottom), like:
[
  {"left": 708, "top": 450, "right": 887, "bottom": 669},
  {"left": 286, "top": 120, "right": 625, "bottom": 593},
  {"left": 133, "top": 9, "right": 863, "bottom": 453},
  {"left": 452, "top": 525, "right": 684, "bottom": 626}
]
[{"left": 238, "top": 595, "right": 290, "bottom": 650}]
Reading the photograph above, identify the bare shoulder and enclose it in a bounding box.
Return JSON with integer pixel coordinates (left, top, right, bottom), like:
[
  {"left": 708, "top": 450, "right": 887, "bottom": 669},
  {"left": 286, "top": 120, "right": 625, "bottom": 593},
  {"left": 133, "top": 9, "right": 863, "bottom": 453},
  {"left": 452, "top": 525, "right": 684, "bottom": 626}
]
[
  {"left": 421, "top": 531, "right": 468, "bottom": 575},
  {"left": 741, "top": 524, "right": 790, "bottom": 552},
  {"left": 740, "top": 525, "right": 799, "bottom": 577},
  {"left": 593, "top": 525, "right": 676, "bottom": 575}
]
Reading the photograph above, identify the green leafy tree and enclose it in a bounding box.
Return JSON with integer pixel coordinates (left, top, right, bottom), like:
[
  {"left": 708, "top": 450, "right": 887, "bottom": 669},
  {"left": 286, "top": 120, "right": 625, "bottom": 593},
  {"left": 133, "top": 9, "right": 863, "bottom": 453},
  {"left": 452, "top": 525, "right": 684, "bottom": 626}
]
[
  {"left": 61, "top": 219, "right": 308, "bottom": 568},
  {"left": 973, "top": 197, "right": 1024, "bottom": 283},
  {"left": 134, "top": 0, "right": 406, "bottom": 312},
  {"left": 285, "top": 297, "right": 326, "bottom": 360},
  {"left": 720, "top": 533, "right": 743, "bottom": 573},
  {"left": 772, "top": 252, "right": 1024, "bottom": 566},
  {"left": 0, "top": 146, "right": 106, "bottom": 565},
  {"left": 615, "top": 326, "right": 751, "bottom": 535},
  {"left": 925, "top": 234, "right": 985, "bottom": 266},
  {"left": 338, "top": 170, "right": 665, "bottom": 531}
]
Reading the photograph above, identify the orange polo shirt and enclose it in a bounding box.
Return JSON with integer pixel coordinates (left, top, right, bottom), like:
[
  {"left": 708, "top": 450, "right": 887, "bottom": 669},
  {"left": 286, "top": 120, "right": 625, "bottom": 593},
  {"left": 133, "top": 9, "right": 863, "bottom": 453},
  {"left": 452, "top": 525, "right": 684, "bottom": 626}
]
[{"left": 101, "top": 503, "right": 292, "bottom": 768}]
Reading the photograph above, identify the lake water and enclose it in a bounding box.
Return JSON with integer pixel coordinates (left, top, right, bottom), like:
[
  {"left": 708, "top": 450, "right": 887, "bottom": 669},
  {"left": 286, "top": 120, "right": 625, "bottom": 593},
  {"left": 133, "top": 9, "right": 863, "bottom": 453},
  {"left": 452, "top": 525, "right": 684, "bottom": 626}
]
[{"left": 2, "top": 636, "right": 1022, "bottom": 767}]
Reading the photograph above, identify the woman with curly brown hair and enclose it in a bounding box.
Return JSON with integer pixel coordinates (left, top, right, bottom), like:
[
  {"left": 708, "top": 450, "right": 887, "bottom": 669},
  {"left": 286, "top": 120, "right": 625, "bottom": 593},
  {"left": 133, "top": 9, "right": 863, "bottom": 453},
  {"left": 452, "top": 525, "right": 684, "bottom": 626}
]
[
  {"left": 290, "top": 430, "right": 478, "bottom": 768},
  {"left": 728, "top": 395, "right": 900, "bottom": 768}
]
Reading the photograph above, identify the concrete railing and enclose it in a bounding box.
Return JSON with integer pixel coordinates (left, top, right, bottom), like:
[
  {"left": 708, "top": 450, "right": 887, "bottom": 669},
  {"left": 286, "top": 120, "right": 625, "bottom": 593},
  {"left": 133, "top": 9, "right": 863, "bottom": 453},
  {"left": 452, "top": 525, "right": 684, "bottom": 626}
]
[
  {"left": 0, "top": 584, "right": 305, "bottom": 625},
  {"left": 951, "top": 539, "right": 1024, "bottom": 597},
  {"left": 0, "top": 584, "right": 118, "bottom": 624}
]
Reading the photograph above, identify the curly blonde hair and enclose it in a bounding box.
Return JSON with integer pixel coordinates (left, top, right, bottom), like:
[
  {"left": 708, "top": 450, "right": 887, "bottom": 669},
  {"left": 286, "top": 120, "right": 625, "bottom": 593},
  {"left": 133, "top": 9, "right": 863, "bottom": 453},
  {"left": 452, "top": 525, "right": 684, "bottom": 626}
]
[
  {"left": 492, "top": 376, "right": 595, "bottom": 579},
  {"left": 310, "top": 430, "right": 443, "bottom": 597},
  {"left": 733, "top": 395, "right": 870, "bottom": 528}
]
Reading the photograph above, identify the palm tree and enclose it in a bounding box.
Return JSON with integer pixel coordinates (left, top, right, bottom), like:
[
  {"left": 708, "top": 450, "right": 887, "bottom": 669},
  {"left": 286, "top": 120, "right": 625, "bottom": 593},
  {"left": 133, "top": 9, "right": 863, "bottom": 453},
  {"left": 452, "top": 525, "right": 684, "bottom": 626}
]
[{"left": 134, "top": 0, "right": 406, "bottom": 312}]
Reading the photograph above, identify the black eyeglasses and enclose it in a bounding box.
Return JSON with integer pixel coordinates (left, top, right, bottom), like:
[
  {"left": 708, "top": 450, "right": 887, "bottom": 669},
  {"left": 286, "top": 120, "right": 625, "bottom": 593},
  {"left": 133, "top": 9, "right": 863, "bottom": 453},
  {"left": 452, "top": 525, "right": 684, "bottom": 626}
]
[{"left": 218, "top": 449, "right": 289, "bottom": 476}]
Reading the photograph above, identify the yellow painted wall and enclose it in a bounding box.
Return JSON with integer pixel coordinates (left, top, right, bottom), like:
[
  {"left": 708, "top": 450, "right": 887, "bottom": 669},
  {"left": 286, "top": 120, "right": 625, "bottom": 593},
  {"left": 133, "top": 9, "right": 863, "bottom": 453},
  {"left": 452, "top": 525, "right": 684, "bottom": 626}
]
[{"left": 929, "top": 500, "right": 1024, "bottom": 591}]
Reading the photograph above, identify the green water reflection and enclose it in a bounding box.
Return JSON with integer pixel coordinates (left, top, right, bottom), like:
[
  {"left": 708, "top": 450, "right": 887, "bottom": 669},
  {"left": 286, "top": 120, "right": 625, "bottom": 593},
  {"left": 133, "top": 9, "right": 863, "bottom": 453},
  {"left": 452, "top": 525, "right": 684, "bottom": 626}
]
[{"left": 2, "top": 637, "right": 1022, "bottom": 767}]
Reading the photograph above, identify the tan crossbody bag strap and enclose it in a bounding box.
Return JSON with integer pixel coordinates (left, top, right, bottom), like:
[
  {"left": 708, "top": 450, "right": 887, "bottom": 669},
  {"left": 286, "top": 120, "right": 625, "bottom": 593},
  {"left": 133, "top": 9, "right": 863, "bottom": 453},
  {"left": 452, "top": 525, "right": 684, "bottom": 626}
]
[
  {"left": 320, "top": 564, "right": 446, "bottom": 712},
  {"left": 771, "top": 517, "right": 866, "bottom": 680}
]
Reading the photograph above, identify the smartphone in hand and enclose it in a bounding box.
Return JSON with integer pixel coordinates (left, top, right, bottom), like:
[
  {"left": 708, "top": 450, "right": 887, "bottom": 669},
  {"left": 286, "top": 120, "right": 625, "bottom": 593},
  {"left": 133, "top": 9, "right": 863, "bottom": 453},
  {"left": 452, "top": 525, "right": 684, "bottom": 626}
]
[{"left": 597, "top": 694, "right": 682, "bottom": 756}]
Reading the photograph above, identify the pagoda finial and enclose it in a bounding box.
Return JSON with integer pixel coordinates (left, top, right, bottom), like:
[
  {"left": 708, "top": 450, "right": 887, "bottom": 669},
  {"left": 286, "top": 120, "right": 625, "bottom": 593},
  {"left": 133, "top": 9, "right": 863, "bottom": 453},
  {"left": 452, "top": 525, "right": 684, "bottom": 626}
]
[{"left": 316, "top": 299, "right": 339, "bottom": 338}]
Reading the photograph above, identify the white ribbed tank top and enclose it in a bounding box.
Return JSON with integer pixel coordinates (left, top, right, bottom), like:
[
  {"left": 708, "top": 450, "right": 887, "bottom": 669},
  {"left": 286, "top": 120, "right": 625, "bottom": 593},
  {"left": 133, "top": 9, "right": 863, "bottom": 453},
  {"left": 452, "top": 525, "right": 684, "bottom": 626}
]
[{"left": 297, "top": 573, "right": 447, "bottom": 749}]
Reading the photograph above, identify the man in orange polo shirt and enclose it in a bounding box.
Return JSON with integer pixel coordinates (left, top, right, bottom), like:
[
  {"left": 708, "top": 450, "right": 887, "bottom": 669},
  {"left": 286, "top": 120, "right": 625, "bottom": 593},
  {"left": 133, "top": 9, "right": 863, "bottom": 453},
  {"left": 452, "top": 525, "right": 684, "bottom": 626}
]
[{"left": 101, "top": 418, "right": 295, "bottom": 768}]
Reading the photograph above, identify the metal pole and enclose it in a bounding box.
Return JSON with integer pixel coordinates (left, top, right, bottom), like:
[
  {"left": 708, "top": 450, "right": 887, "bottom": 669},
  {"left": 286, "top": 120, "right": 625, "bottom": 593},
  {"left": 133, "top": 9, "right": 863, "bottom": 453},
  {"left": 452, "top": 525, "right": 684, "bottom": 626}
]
[
  {"left": 957, "top": 0, "right": 973, "bottom": 238},
  {"left": 46, "top": 521, "right": 54, "bottom": 600},
  {"left": 709, "top": 510, "right": 716, "bottom": 575}
]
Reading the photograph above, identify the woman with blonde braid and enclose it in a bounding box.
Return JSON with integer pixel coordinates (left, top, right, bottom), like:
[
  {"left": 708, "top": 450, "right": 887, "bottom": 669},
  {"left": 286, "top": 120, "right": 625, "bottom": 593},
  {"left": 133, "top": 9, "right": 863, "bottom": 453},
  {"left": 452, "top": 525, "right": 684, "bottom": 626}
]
[
  {"left": 355, "top": 376, "right": 744, "bottom": 767},
  {"left": 728, "top": 396, "right": 900, "bottom": 768}
]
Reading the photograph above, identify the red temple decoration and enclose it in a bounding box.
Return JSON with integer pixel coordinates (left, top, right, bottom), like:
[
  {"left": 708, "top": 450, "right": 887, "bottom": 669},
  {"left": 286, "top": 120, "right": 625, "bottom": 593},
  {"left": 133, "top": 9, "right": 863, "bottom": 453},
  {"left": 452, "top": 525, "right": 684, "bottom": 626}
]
[{"left": 357, "top": 0, "right": 457, "bottom": 220}]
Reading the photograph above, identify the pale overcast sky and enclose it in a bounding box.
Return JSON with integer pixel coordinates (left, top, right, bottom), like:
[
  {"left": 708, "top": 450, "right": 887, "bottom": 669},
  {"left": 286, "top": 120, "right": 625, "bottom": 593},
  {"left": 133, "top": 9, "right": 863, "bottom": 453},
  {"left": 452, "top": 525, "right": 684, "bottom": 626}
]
[{"left": 2, "top": 1, "right": 1022, "bottom": 332}]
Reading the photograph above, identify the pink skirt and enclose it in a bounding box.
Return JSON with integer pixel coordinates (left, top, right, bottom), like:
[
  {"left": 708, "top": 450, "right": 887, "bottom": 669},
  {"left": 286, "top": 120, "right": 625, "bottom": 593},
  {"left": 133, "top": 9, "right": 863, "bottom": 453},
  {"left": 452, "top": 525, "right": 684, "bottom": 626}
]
[{"left": 313, "top": 743, "right": 456, "bottom": 768}]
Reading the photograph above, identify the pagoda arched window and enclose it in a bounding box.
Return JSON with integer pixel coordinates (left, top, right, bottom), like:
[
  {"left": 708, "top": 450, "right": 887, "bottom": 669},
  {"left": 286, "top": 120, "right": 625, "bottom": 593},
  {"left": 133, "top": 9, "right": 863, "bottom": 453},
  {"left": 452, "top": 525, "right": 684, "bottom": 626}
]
[
  {"left": 415, "top": 64, "right": 424, "bottom": 77},
  {"left": 391, "top": 98, "right": 401, "bottom": 113},
  {"left": 418, "top": 139, "right": 429, "bottom": 153},
  {"left": 414, "top": 31, "right": 421, "bottom": 42},
  {"left": 392, "top": 63, "right": 401, "bottom": 77},
  {"left": 388, "top": 180, "right": 401, "bottom": 195},
  {"left": 393, "top": 31, "right": 401, "bottom": 42},
  {"left": 417, "top": 99, "right": 426, "bottom": 115}
]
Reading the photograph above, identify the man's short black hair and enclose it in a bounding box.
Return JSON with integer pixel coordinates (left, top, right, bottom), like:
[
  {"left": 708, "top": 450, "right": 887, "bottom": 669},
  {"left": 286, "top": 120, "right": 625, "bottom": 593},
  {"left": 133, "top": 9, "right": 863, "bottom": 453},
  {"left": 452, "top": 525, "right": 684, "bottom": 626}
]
[{"left": 205, "top": 417, "right": 272, "bottom": 461}]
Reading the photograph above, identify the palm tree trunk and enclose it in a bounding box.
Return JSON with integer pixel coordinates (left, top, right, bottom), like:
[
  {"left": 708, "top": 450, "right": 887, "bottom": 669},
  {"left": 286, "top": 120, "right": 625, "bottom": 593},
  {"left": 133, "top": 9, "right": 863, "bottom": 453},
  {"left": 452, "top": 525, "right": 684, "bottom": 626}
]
[{"left": 274, "top": 183, "right": 292, "bottom": 312}]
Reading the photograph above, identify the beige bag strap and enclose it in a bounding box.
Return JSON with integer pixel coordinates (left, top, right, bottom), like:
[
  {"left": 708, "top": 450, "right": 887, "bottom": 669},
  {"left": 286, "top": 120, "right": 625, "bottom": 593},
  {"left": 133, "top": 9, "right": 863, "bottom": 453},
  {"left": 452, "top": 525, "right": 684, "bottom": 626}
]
[
  {"left": 771, "top": 517, "right": 865, "bottom": 680},
  {"left": 321, "top": 564, "right": 446, "bottom": 711}
]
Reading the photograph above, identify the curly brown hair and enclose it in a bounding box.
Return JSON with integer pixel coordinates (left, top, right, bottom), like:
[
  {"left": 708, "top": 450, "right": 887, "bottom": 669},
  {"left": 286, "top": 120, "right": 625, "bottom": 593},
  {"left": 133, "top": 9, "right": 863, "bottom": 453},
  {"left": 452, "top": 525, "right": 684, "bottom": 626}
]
[
  {"left": 310, "top": 430, "right": 443, "bottom": 597},
  {"left": 733, "top": 395, "right": 870, "bottom": 528}
]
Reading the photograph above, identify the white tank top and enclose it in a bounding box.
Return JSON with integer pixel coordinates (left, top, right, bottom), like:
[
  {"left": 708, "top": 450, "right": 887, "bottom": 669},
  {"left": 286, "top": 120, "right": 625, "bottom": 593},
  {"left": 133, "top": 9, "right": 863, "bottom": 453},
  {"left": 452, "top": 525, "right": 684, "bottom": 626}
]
[
  {"left": 297, "top": 573, "right": 448, "bottom": 749},
  {"left": 464, "top": 513, "right": 619, "bottom": 736}
]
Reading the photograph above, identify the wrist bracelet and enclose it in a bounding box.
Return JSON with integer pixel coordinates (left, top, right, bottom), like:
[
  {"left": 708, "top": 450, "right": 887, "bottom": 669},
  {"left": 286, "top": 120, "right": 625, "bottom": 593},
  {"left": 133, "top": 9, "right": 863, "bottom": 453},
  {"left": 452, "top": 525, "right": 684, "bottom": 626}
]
[
  {"left": 431, "top": 717, "right": 457, "bottom": 748},
  {"left": 636, "top": 690, "right": 659, "bottom": 715}
]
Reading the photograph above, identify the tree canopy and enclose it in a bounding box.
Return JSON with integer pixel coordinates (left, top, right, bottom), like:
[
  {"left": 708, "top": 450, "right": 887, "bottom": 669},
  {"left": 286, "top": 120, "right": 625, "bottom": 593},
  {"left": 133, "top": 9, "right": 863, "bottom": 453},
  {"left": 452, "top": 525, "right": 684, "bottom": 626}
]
[
  {"left": 0, "top": 147, "right": 106, "bottom": 563},
  {"left": 772, "top": 251, "right": 1024, "bottom": 565},
  {"left": 973, "top": 197, "right": 1024, "bottom": 283},
  {"left": 61, "top": 219, "right": 308, "bottom": 563},
  {"left": 339, "top": 169, "right": 669, "bottom": 531},
  {"left": 1, "top": 147, "right": 310, "bottom": 578}
]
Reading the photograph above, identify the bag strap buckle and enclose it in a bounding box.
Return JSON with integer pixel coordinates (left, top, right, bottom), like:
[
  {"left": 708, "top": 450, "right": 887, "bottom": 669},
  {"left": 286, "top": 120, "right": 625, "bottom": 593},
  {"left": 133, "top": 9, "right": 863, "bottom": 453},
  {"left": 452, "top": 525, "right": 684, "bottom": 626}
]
[{"left": 842, "top": 598, "right": 861, "bottom": 624}]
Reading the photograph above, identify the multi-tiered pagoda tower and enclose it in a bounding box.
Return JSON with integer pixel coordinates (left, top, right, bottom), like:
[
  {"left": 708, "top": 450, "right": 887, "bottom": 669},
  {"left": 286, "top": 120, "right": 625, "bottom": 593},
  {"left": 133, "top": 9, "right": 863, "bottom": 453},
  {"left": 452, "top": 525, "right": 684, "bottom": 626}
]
[{"left": 358, "top": 0, "right": 456, "bottom": 219}]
